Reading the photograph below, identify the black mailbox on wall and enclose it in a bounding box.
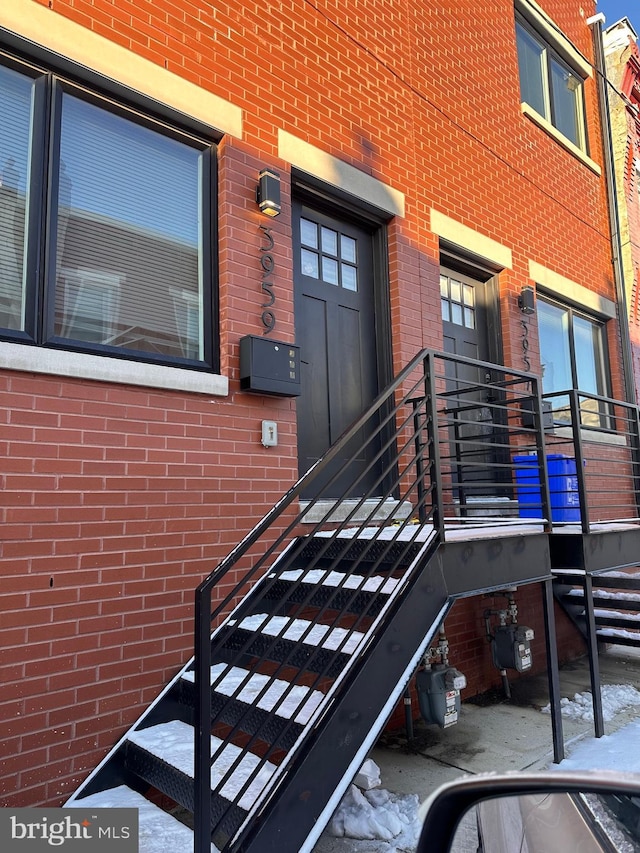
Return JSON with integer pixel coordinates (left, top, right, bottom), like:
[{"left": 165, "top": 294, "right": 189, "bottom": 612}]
[{"left": 240, "top": 335, "right": 301, "bottom": 397}]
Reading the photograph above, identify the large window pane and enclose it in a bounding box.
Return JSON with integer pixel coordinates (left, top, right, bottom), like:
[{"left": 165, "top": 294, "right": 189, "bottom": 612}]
[
  {"left": 551, "top": 58, "right": 582, "bottom": 147},
  {"left": 516, "top": 23, "right": 547, "bottom": 118},
  {"left": 574, "top": 314, "right": 608, "bottom": 427},
  {"left": 515, "top": 16, "right": 587, "bottom": 154},
  {"left": 0, "top": 65, "right": 34, "bottom": 331},
  {"left": 573, "top": 315, "right": 604, "bottom": 397},
  {"left": 538, "top": 298, "right": 610, "bottom": 428},
  {"left": 52, "top": 93, "right": 204, "bottom": 360},
  {"left": 538, "top": 299, "right": 572, "bottom": 420}
]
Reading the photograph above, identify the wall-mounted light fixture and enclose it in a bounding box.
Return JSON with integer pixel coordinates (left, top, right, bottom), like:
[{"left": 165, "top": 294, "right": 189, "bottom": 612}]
[
  {"left": 256, "top": 168, "right": 281, "bottom": 217},
  {"left": 518, "top": 285, "right": 535, "bottom": 315}
]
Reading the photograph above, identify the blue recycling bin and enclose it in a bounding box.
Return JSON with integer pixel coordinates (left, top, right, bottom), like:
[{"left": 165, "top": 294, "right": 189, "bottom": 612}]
[{"left": 513, "top": 454, "right": 581, "bottom": 522}]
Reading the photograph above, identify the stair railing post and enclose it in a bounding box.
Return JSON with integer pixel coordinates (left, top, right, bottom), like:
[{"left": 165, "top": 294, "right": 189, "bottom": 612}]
[
  {"left": 568, "top": 389, "right": 590, "bottom": 534},
  {"left": 194, "top": 586, "right": 213, "bottom": 853},
  {"left": 533, "top": 380, "right": 552, "bottom": 532},
  {"left": 426, "top": 352, "right": 445, "bottom": 540},
  {"left": 630, "top": 404, "right": 640, "bottom": 520},
  {"left": 412, "top": 397, "right": 428, "bottom": 524},
  {"left": 542, "top": 578, "right": 564, "bottom": 763},
  {"left": 583, "top": 574, "right": 605, "bottom": 738}
]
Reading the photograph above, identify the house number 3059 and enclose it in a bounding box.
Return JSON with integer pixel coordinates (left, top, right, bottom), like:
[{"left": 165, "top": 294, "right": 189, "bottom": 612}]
[{"left": 259, "top": 225, "right": 276, "bottom": 334}]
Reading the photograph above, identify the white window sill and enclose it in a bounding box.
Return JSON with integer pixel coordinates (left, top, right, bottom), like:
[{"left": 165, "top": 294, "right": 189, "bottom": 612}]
[
  {"left": 0, "top": 341, "right": 229, "bottom": 396},
  {"left": 521, "top": 102, "right": 601, "bottom": 176},
  {"left": 552, "top": 426, "right": 627, "bottom": 447}
]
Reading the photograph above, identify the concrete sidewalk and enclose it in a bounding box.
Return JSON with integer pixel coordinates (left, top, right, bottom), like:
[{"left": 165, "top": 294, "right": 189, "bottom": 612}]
[{"left": 314, "top": 645, "right": 640, "bottom": 852}]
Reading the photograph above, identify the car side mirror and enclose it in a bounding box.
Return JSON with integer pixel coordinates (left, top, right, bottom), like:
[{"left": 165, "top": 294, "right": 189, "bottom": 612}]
[{"left": 417, "top": 771, "right": 640, "bottom": 852}]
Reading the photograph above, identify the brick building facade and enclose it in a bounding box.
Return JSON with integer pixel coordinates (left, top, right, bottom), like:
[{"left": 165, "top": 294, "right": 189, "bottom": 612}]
[{"left": 0, "top": 0, "right": 628, "bottom": 815}]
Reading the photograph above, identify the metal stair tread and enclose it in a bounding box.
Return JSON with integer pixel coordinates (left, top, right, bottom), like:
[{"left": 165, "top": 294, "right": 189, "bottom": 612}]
[
  {"left": 594, "top": 608, "right": 639, "bottom": 622},
  {"left": 274, "top": 567, "right": 399, "bottom": 594},
  {"left": 597, "top": 627, "right": 640, "bottom": 643},
  {"left": 565, "top": 588, "right": 640, "bottom": 605},
  {"left": 66, "top": 784, "right": 217, "bottom": 852},
  {"left": 128, "top": 720, "right": 277, "bottom": 811},
  {"left": 313, "top": 523, "right": 434, "bottom": 542},
  {"left": 182, "top": 663, "right": 324, "bottom": 724},
  {"left": 230, "top": 613, "right": 365, "bottom": 654}
]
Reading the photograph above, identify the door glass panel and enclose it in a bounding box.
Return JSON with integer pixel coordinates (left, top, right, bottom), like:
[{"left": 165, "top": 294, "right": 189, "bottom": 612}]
[
  {"left": 341, "top": 235, "right": 356, "bottom": 263},
  {"left": 299, "top": 213, "right": 359, "bottom": 291},
  {"left": 342, "top": 264, "right": 357, "bottom": 291},
  {"left": 301, "top": 248, "right": 319, "bottom": 278},
  {"left": 322, "top": 256, "right": 339, "bottom": 285},
  {"left": 321, "top": 226, "right": 337, "bottom": 256},
  {"left": 0, "top": 64, "right": 34, "bottom": 332},
  {"left": 300, "top": 218, "right": 317, "bottom": 248},
  {"left": 441, "top": 273, "right": 475, "bottom": 329}
]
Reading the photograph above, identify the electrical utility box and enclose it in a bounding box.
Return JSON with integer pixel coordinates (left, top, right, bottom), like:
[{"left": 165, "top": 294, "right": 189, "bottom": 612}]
[
  {"left": 416, "top": 666, "right": 467, "bottom": 729},
  {"left": 240, "top": 336, "right": 301, "bottom": 397},
  {"left": 491, "top": 625, "right": 534, "bottom": 672}
]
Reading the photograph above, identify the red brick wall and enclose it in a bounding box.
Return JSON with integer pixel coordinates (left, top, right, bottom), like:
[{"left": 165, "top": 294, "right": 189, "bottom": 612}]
[{"left": 1, "top": 0, "right": 621, "bottom": 807}]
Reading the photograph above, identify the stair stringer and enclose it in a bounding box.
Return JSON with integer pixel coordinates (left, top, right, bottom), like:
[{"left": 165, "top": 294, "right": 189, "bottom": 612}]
[
  {"left": 65, "top": 536, "right": 450, "bottom": 853},
  {"left": 233, "top": 542, "right": 451, "bottom": 853}
]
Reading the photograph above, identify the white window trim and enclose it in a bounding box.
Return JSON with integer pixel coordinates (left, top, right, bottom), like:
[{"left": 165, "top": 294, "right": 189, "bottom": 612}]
[
  {"left": 520, "top": 102, "right": 601, "bottom": 174},
  {"left": 528, "top": 260, "right": 616, "bottom": 318},
  {"left": 515, "top": 0, "right": 598, "bottom": 169},
  {"left": 1, "top": 0, "right": 242, "bottom": 137},
  {"left": 0, "top": 341, "right": 228, "bottom": 396},
  {"left": 515, "top": 0, "right": 592, "bottom": 79}
]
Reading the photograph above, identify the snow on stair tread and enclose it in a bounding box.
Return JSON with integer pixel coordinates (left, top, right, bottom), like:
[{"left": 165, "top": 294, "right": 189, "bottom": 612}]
[
  {"left": 66, "top": 784, "right": 218, "bottom": 853},
  {"left": 128, "top": 720, "right": 277, "bottom": 810},
  {"left": 278, "top": 567, "right": 399, "bottom": 594},
  {"left": 595, "top": 608, "right": 640, "bottom": 621},
  {"left": 234, "top": 613, "right": 364, "bottom": 654},
  {"left": 567, "top": 588, "right": 640, "bottom": 602},
  {"left": 314, "top": 524, "right": 435, "bottom": 542},
  {"left": 598, "top": 627, "right": 640, "bottom": 641},
  {"left": 182, "top": 663, "right": 324, "bottom": 724}
]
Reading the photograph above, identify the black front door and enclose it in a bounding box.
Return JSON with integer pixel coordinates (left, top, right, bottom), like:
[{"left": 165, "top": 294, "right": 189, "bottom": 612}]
[
  {"left": 440, "top": 267, "right": 505, "bottom": 500},
  {"left": 293, "top": 202, "right": 382, "bottom": 498}
]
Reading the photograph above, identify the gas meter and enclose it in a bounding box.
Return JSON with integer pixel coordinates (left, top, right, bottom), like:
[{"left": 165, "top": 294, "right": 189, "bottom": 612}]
[
  {"left": 491, "top": 624, "right": 534, "bottom": 673},
  {"left": 416, "top": 665, "right": 467, "bottom": 729}
]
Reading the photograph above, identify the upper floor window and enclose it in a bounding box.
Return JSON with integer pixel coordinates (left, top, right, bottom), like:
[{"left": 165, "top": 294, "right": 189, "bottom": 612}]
[
  {"left": 515, "top": 2, "right": 589, "bottom": 155},
  {"left": 0, "top": 52, "right": 216, "bottom": 370},
  {"left": 537, "top": 296, "right": 611, "bottom": 429}
]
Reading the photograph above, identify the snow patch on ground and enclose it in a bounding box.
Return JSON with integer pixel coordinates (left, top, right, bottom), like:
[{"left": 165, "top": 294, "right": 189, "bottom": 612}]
[
  {"left": 541, "top": 683, "right": 640, "bottom": 721},
  {"left": 327, "top": 785, "right": 421, "bottom": 850},
  {"left": 553, "top": 717, "right": 640, "bottom": 773}
]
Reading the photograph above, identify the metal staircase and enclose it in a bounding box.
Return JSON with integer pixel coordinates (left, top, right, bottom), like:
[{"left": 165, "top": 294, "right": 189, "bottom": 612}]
[
  {"left": 65, "top": 349, "right": 552, "bottom": 853},
  {"left": 553, "top": 570, "right": 640, "bottom": 651}
]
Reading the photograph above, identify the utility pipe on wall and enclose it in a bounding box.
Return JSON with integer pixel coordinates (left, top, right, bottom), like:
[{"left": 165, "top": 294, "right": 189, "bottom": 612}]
[{"left": 589, "top": 13, "right": 637, "bottom": 405}]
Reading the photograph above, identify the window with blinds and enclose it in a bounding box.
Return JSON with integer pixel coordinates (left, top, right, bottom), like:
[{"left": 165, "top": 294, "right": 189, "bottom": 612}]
[{"left": 0, "top": 53, "right": 216, "bottom": 369}]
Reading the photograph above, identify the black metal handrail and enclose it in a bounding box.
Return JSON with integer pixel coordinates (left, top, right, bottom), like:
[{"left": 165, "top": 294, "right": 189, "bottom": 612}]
[
  {"left": 193, "top": 350, "right": 548, "bottom": 852},
  {"left": 542, "top": 388, "right": 640, "bottom": 533}
]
